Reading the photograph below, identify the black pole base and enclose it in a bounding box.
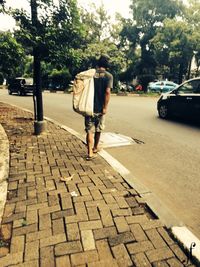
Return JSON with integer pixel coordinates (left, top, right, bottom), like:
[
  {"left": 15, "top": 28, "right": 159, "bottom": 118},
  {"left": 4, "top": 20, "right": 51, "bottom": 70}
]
[{"left": 34, "top": 120, "right": 47, "bottom": 135}]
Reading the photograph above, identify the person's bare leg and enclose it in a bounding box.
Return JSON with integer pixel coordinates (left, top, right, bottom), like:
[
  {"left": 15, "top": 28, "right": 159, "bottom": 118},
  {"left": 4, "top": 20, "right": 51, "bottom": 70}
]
[
  {"left": 93, "top": 132, "right": 101, "bottom": 152},
  {"left": 86, "top": 132, "right": 94, "bottom": 157}
]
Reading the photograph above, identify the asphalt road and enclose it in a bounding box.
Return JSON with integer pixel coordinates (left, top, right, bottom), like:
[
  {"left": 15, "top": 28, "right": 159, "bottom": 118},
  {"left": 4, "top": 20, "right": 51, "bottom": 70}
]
[{"left": 1, "top": 89, "right": 200, "bottom": 239}]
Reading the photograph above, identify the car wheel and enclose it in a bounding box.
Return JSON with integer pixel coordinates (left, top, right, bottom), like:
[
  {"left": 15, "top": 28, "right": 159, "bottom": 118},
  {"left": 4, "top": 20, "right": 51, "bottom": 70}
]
[
  {"left": 8, "top": 89, "right": 12, "bottom": 95},
  {"left": 158, "top": 104, "right": 169, "bottom": 119},
  {"left": 17, "top": 90, "right": 22, "bottom": 96}
]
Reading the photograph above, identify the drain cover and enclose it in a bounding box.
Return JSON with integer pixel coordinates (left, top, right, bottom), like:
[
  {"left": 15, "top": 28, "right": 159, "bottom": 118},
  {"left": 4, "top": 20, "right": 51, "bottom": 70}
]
[{"left": 99, "top": 132, "right": 136, "bottom": 148}]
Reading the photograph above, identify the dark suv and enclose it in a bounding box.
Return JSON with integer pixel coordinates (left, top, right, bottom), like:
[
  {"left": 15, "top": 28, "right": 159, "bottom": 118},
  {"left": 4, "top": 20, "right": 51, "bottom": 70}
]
[
  {"left": 157, "top": 77, "right": 200, "bottom": 121},
  {"left": 8, "top": 77, "right": 34, "bottom": 96}
]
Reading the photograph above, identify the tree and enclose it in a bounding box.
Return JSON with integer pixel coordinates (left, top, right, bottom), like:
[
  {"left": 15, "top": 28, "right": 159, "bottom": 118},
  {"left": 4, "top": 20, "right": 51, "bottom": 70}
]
[
  {"left": 0, "top": 32, "right": 25, "bottom": 80},
  {"left": 11, "top": 0, "right": 85, "bottom": 75},
  {"left": 151, "top": 18, "right": 194, "bottom": 83},
  {"left": 78, "top": 6, "right": 127, "bottom": 91},
  {"left": 120, "top": 0, "right": 183, "bottom": 90},
  {"left": 183, "top": 0, "right": 200, "bottom": 77}
]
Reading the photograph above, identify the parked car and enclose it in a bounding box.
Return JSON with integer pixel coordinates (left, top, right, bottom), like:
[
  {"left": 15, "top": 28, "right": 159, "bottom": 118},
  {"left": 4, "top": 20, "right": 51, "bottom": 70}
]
[
  {"left": 8, "top": 77, "right": 34, "bottom": 96},
  {"left": 157, "top": 77, "right": 200, "bottom": 121},
  {"left": 148, "top": 80, "right": 178, "bottom": 93}
]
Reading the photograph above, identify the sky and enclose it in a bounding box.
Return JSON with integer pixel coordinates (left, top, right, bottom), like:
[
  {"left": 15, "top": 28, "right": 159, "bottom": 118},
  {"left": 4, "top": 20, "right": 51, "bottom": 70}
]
[{"left": 0, "top": 0, "right": 132, "bottom": 31}]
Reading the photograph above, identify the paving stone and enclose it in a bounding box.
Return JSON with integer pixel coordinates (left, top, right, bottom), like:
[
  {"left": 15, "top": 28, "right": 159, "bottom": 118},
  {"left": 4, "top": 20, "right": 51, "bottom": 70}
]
[
  {"left": 109, "top": 231, "right": 135, "bottom": 246},
  {"left": 9, "top": 259, "right": 39, "bottom": 267},
  {"left": 0, "top": 223, "right": 12, "bottom": 240},
  {"left": 157, "top": 227, "right": 175, "bottom": 246},
  {"left": 87, "top": 259, "right": 119, "bottom": 267},
  {"left": 103, "top": 193, "right": 116, "bottom": 204},
  {"left": 145, "top": 228, "right": 167, "bottom": 248},
  {"left": 131, "top": 252, "right": 151, "bottom": 267},
  {"left": 89, "top": 189, "right": 103, "bottom": 200},
  {"left": 170, "top": 244, "right": 188, "bottom": 263},
  {"left": 114, "top": 216, "right": 130, "bottom": 233},
  {"left": 79, "top": 187, "right": 90, "bottom": 196},
  {"left": 26, "top": 229, "right": 52, "bottom": 242},
  {"left": 87, "top": 206, "right": 100, "bottom": 220},
  {"left": 25, "top": 240, "right": 39, "bottom": 261},
  {"left": 55, "top": 241, "right": 83, "bottom": 256},
  {"left": 85, "top": 199, "right": 106, "bottom": 208},
  {"left": 96, "top": 239, "right": 113, "bottom": 260},
  {"left": 127, "top": 240, "right": 154, "bottom": 254},
  {"left": 0, "top": 247, "right": 9, "bottom": 257},
  {"left": 52, "top": 218, "right": 65, "bottom": 235},
  {"left": 39, "top": 213, "right": 51, "bottom": 230},
  {"left": 141, "top": 219, "right": 164, "bottom": 230},
  {"left": 40, "top": 246, "right": 55, "bottom": 267},
  {"left": 48, "top": 194, "right": 60, "bottom": 207},
  {"left": 66, "top": 222, "right": 80, "bottom": 241},
  {"left": 12, "top": 223, "right": 38, "bottom": 236},
  {"left": 152, "top": 261, "right": 170, "bottom": 266},
  {"left": 126, "top": 214, "right": 149, "bottom": 225},
  {"left": 112, "top": 243, "right": 132, "bottom": 266},
  {"left": 55, "top": 255, "right": 71, "bottom": 267},
  {"left": 112, "top": 208, "right": 132, "bottom": 217},
  {"left": 26, "top": 209, "right": 38, "bottom": 225},
  {"left": 70, "top": 250, "right": 99, "bottom": 266},
  {"left": 93, "top": 226, "right": 117, "bottom": 240},
  {"left": 79, "top": 220, "right": 103, "bottom": 231},
  {"left": 0, "top": 252, "right": 23, "bottom": 266},
  {"left": 40, "top": 233, "right": 66, "bottom": 248},
  {"left": 125, "top": 196, "right": 139, "bottom": 208},
  {"left": 38, "top": 204, "right": 61, "bottom": 215},
  {"left": 130, "top": 223, "right": 148, "bottom": 242},
  {"left": 167, "top": 257, "right": 185, "bottom": 266},
  {"left": 2, "top": 212, "right": 26, "bottom": 224},
  {"left": 100, "top": 208, "right": 114, "bottom": 227},
  {"left": 146, "top": 247, "right": 174, "bottom": 263},
  {"left": 10, "top": 235, "right": 25, "bottom": 253},
  {"left": 52, "top": 209, "right": 75, "bottom": 219},
  {"left": 114, "top": 196, "right": 129, "bottom": 209},
  {"left": 81, "top": 230, "right": 96, "bottom": 251}
]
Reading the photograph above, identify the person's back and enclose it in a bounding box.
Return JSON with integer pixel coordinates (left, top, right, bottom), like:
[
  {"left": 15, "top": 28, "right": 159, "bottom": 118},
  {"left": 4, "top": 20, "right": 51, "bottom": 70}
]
[{"left": 93, "top": 70, "right": 113, "bottom": 114}]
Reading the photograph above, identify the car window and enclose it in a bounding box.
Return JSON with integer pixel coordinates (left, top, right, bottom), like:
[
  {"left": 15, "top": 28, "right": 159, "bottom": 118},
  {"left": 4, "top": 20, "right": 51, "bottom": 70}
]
[
  {"left": 178, "top": 81, "right": 194, "bottom": 94},
  {"left": 178, "top": 80, "right": 200, "bottom": 94},
  {"left": 166, "top": 83, "right": 174, "bottom": 87},
  {"left": 191, "top": 80, "right": 200, "bottom": 93}
]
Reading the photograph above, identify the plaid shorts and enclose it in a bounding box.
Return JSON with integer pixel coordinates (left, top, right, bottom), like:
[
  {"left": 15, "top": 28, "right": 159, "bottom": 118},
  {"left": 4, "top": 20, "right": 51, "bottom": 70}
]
[{"left": 84, "top": 114, "right": 105, "bottom": 133}]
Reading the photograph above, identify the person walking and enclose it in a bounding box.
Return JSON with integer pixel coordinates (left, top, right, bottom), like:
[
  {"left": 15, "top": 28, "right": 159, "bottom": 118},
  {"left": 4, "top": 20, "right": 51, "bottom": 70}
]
[{"left": 85, "top": 55, "right": 113, "bottom": 160}]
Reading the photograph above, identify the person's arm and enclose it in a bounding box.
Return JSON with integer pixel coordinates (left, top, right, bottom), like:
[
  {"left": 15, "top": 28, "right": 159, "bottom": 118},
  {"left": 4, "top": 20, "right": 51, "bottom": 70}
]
[{"left": 102, "top": 87, "right": 111, "bottom": 114}]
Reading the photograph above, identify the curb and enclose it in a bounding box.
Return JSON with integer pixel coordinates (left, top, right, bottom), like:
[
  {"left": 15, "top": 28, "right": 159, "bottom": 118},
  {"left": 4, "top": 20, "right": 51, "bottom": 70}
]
[
  {"left": 0, "top": 124, "right": 9, "bottom": 224},
  {"left": 1, "top": 101, "right": 200, "bottom": 265}
]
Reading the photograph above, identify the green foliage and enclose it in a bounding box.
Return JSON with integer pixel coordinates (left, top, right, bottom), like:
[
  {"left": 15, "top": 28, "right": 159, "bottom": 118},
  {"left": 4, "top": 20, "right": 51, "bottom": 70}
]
[
  {"left": 49, "top": 68, "right": 72, "bottom": 90},
  {"left": 0, "top": 32, "right": 25, "bottom": 79},
  {"left": 120, "top": 0, "right": 183, "bottom": 83},
  {"left": 2, "top": 0, "right": 200, "bottom": 91},
  {"left": 151, "top": 18, "right": 193, "bottom": 83},
  {"left": 12, "top": 0, "right": 85, "bottom": 66}
]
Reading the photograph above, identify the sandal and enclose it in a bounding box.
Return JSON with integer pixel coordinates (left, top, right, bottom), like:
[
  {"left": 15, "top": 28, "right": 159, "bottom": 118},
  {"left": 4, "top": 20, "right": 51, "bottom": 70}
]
[
  {"left": 86, "top": 154, "right": 97, "bottom": 161},
  {"left": 93, "top": 148, "right": 101, "bottom": 153}
]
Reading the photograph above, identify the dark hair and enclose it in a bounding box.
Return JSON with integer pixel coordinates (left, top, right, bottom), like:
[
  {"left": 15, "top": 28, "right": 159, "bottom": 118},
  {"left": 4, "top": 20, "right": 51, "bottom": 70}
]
[{"left": 97, "top": 55, "right": 110, "bottom": 69}]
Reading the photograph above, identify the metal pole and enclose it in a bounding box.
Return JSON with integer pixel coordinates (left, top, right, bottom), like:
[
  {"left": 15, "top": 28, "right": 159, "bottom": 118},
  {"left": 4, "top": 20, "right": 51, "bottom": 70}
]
[{"left": 31, "top": 0, "right": 46, "bottom": 135}]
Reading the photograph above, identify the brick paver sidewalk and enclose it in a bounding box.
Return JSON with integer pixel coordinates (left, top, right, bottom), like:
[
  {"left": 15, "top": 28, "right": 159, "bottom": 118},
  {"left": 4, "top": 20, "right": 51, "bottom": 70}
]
[{"left": 0, "top": 103, "right": 195, "bottom": 266}]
